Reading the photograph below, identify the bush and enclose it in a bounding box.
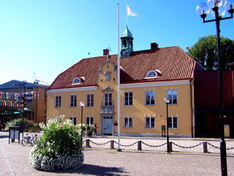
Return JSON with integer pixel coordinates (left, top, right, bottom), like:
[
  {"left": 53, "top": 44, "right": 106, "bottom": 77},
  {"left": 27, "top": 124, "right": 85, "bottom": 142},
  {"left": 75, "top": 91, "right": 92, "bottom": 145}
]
[
  {"left": 29, "top": 115, "right": 84, "bottom": 171},
  {"left": 4, "top": 118, "right": 29, "bottom": 131}
]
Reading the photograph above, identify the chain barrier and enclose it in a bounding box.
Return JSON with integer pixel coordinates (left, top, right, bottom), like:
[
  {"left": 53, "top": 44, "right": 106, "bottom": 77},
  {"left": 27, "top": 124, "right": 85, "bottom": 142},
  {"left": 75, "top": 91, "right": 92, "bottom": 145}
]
[
  {"left": 141, "top": 141, "right": 167, "bottom": 148},
  {"left": 89, "top": 140, "right": 111, "bottom": 146},
  {"left": 207, "top": 142, "right": 220, "bottom": 149},
  {"left": 227, "top": 146, "right": 234, "bottom": 150},
  {"left": 85, "top": 139, "right": 234, "bottom": 151},
  {"left": 119, "top": 141, "right": 138, "bottom": 147},
  {"left": 172, "top": 142, "right": 203, "bottom": 149}
]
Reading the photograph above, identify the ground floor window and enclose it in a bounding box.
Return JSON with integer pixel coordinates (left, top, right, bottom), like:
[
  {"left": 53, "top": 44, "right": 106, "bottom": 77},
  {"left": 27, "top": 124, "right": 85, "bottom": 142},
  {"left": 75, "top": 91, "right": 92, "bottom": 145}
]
[
  {"left": 86, "top": 116, "right": 94, "bottom": 125},
  {"left": 145, "top": 117, "right": 155, "bottom": 128},
  {"left": 70, "top": 117, "right": 77, "bottom": 125},
  {"left": 124, "top": 117, "right": 133, "bottom": 128},
  {"left": 168, "top": 117, "right": 177, "bottom": 129}
]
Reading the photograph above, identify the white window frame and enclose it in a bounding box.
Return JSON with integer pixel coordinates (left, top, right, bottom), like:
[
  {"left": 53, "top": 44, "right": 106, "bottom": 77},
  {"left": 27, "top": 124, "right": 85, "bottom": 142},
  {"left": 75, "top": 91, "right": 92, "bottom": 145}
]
[
  {"left": 145, "top": 117, "right": 155, "bottom": 129},
  {"left": 124, "top": 92, "right": 133, "bottom": 106},
  {"left": 70, "top": 116, "right": 77, "bottom": 125},
  {"left": 104, "top": 93, "right": 112, "bottom": 106},
  {"left": 70, "top": 95, "right": 77, "bottom": 107},
  {"left": 55, "top": 95, "right": 61, "bottom": 108},
  {"left": 167, "top": 89, "right": 177, "bottom": 105},
  {"left": 124, "top": 116, "right": 133, "bottom": 128},
  {"left": 72, "top": 77, "right": 81, "bottom": 84},
  {"left": 86, "top": 94, "right": 94, "bottom": 107},
  {"left": 168, "top": 116, "right": 178, "bottom": 129},
  {"left": 145, "top": 91, "right": 155, "bottom": 105},
  {"left": 86, "top": 116, "right": 94, "bottom": 125}
]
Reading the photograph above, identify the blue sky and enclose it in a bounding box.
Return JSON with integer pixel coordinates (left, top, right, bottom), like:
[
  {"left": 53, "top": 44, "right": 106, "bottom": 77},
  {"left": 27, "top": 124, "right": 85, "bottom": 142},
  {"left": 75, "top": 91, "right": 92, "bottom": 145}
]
[{"left": 0, "top": 0, "right": 234, "bottom": 85}]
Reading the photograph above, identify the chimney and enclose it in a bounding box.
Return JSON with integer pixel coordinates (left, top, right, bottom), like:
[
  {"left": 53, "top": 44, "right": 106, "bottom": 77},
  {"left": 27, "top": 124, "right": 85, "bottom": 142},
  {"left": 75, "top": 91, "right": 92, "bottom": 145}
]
[
  {"left": 151, "top": 42, "right": 158, "bottom": 50},
  {"left": 103, "top": 49, "right": 109, "bottom": 56}
]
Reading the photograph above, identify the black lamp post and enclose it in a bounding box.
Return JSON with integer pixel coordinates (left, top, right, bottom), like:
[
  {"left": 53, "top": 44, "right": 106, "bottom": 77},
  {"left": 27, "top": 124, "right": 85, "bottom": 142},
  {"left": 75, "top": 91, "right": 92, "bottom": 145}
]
[
  {"left": 196, "top": 1, "right": 233, "bottom": 175},
  {"left": 79, "top": 101, "right": 85, "bottom": 147},
  {"left": 164, "top": 97, "right": 170, "bottom": 153}
]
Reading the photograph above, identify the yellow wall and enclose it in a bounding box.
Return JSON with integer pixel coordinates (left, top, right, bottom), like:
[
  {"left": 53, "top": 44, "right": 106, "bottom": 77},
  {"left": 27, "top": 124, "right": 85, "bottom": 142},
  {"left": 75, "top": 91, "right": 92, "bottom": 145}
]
[{"left": 47, "top": 61, "right": 194, "bottom": 137}]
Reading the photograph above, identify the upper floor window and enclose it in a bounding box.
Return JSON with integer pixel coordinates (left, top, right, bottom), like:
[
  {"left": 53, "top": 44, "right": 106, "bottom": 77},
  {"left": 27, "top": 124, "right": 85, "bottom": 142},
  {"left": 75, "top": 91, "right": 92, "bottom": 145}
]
[
  {"left": 145, "top": 117, "right": 155, "bottom": 129},
  {"left": 70, "top": 95, "right": 77, "bottom": 107},
  {"left": 72, "top": 77, "right": 81, "bottom": 84},
  {"left": 104, "top": 93, "right": 112, "bottom": 106},
  {"left": 167, "top": 89, "right": 177, "bottom": 104},
  {"left": 124, "top": 92, "right": 133, "bottom": 106},
  {"left": 168, "top": 116, "right": 178, "bottom": 129},
  {"left": 87, "top": 94, "right": 94, "bottom": 107},
  {"left": 145, "top": 70, "right": 157, "bottom": 78},
  {"left": 145, "top": 91, "right": 155, "bottom": 105},
  {"left": 105, "top": 71, "right": 111, "bottom": 81},
  {"left": 55, "top": 96, "right": 61, "bottom": 108}
]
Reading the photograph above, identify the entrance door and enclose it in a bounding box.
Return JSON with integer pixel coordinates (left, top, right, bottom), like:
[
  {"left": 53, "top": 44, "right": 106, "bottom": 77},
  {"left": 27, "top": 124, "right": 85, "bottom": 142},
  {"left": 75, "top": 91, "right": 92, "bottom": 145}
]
[{"left": 103, "top": 116, "right": 113, "bottom": 135}]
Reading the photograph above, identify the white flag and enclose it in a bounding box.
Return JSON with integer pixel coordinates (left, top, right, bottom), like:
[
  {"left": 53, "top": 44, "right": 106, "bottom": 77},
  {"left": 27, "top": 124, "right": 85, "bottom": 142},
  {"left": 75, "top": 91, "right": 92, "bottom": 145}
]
[{"left": 127, "top": 4, "right": 139, "bottom": 17}]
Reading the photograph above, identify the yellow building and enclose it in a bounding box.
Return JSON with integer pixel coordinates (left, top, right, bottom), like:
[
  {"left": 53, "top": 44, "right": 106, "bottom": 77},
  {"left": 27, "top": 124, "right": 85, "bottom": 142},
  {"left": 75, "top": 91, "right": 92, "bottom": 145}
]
[
  {"left": 0, "top": 80, "right": 48, "bottom": 124},
  {"left": 47, "top": 27, "right": 202, "bottom": 137}
]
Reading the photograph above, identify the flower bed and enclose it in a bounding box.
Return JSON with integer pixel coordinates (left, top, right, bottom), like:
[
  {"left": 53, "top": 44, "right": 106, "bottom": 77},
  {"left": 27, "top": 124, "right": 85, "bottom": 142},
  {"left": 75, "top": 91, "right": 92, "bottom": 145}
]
[{"left": 29, "top": 115, "right": 84, "bottom": 171}]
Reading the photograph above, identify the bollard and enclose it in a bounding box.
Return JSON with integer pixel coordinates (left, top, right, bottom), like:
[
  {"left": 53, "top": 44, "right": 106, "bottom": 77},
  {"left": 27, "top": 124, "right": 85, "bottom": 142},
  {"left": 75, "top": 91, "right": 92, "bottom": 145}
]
[
  {"left": 110, "top": 140, "right": 114, "bottom": 149},
  {"left": 138, "top": 141, "right": 142, "bottom": 150},
  {"left": 203, "top": 142, "right": 208, "bottom": 153},
  {"left": 86, "top": 139, "right": 91, "bottom": 148},
  {"left": 169, "top": 142, "right": 173, "bottom": 152}
]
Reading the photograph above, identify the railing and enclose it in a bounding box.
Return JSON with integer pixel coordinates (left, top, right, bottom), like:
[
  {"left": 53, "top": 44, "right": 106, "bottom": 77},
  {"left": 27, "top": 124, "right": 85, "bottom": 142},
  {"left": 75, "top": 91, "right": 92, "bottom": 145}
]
[{"left": 83, "top": 139, "right": 234, "bottom": 154}]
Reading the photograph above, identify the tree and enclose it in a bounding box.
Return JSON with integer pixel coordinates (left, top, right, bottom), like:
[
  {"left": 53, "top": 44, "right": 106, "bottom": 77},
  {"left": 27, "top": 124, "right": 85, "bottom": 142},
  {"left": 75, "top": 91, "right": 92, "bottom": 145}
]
[{"left": 187, "top": 35, "right": 234, "bottom": 70}]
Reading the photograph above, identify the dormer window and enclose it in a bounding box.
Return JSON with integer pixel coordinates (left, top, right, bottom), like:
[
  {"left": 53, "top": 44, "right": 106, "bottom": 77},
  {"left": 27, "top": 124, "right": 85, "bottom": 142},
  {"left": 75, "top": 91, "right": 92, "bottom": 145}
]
[
  {"left": 72, "top": 77, "right": 81, "bottom": 85},
  {"left": 145, "top": 70, "right": 158, "bottom": 79}
]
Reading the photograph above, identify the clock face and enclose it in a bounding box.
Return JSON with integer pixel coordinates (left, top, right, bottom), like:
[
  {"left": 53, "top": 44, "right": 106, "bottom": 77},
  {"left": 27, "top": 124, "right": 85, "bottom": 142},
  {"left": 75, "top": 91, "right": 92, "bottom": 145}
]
[{"left": 121, "top": 49, "right": 127, "bottom": 56}]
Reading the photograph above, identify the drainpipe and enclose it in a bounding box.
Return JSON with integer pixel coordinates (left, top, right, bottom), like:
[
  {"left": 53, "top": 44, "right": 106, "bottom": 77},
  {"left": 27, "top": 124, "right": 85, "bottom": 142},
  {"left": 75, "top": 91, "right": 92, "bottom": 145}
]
[{"left": 190, "top": 78, "right": 195, "bottom": 138}]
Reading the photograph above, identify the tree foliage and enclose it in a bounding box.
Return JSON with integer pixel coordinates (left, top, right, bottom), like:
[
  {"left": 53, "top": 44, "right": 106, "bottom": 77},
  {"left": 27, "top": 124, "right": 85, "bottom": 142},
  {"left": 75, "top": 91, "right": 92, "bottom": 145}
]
[{"left": 187, "top": 35, "right": 234, "bottom": 70}]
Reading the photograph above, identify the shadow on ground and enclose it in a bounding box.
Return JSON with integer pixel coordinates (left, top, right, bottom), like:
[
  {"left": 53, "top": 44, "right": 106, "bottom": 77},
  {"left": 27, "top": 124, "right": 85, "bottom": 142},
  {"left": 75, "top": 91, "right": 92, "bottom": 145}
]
[
  {"left": 48, "top": 164, "right": 127, "bottom": 176},
  {"left": 0, "top": 134, "right": 8, "bottom": 138}
]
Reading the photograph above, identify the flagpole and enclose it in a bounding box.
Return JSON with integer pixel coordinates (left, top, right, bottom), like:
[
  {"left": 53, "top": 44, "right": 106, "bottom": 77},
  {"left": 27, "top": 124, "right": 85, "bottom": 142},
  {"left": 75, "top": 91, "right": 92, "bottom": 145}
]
[
  {"left": 126, "top": 2, "right": 128, "bottom": 26},
  {"left": 117, "top": 3, "right": 121, "bottom": 152}
]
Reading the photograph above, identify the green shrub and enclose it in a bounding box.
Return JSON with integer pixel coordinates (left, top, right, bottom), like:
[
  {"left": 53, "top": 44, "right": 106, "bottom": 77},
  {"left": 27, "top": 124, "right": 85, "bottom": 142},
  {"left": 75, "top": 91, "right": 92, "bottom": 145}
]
[
  {"left": 4, "top": 118, "right": 29, "bottom": 131},
  {"left": 29, "top": 115, "right": 84, "bottom": 171}
]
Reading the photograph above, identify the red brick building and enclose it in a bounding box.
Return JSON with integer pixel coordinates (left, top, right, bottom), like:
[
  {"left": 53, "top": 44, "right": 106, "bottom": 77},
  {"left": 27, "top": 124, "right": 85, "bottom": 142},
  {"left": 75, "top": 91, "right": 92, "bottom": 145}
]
[{"left": 194, "top": 70, "right": 234, "bottom": 137}]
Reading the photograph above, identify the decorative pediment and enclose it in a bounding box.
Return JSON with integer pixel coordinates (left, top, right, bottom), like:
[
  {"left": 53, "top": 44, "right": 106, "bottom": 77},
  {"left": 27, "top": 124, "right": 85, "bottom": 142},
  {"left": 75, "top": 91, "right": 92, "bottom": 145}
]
[{"left": 102, "top": 85, "right": 113, "bottom": 92}]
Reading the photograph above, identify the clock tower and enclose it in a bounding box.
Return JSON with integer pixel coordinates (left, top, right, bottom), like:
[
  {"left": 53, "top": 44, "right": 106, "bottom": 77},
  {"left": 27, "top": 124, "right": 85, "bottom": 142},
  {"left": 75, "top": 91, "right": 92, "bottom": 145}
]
[{"left": 120, "top": 26, "right": 133, "bottom": 58}]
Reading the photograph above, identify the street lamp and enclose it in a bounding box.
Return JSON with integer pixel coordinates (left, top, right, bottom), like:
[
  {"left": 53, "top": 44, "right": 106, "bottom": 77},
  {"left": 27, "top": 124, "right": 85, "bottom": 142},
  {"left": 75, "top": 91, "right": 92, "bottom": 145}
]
[
  {"left": 196, "top": 1, "right": 233, "bottom": 175},
  {"left": 79, "top": 101, "right": 85, "bottom": 124},
  {"left": 164, "top": 97, "right": 170, "bottom": 153},
  {"left": 79, "top": 101, "right": 85, "bottom": 148}
]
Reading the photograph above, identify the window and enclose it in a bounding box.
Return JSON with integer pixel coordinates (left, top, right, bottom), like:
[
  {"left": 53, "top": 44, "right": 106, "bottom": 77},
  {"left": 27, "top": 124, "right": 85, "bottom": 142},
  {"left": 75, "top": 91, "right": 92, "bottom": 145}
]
[
  {"left": 55, "top": 96, "right": 61, "bottom": 108},
  {"left": 124, "top": 117, "right": 133, "bottom": 128},
  {"left": 168, "top": 116, "right": 177, "bottom": 129},
  {"left": 145, "top": 91, "right": 155, "bottom": 105},
  {"left": 86, "top": 116, "right": 94, "bottom": 125},
  {"left": 167, "top": 89, "right": 177, "bottom": 104},
  {"left": 104, "top": 93, "right": 112, "bottom": 106},
  {"left": 70, "top": 117, "right": 77, "bottom": 125},
  {"left": 72, "top": 77, "right": 80, "bottom": 84},
  {"left": 105, "top": 71, "right": 111, "bottom": 81},
  {"left": 124, "top": 92, "right": 133, "bottom": 106},
  {"left": 145, "top": 117, "right": 155, "bottom": 128},
  {"left": 146, "top": 70, "right": 157, "bottom": 78},
  {"left": 70, "top": 95, "right": 77, "bottom": 107},
  {"left": 87, "top": 94, "right": 94, "bottom": 107}
]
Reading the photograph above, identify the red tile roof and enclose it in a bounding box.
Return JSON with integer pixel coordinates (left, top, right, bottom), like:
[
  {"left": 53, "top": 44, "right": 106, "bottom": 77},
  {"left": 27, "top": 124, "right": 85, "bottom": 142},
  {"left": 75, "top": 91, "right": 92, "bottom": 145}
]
[{"left": 48, "top": 46, "right": 198, "bottom": 90}]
